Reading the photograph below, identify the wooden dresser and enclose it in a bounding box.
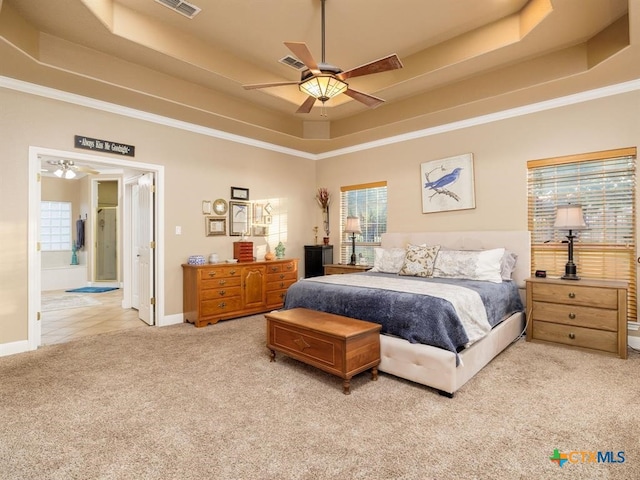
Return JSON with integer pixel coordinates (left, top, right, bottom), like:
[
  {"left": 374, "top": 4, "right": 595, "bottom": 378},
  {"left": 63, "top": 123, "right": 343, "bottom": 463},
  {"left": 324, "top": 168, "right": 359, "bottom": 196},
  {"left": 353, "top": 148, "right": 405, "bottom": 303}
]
[
  {"left": 526, "top": 277, "right": 627, "bottom": 359},
  {"left": 182, "top": 258, "right": 298, "bottom": 327}
]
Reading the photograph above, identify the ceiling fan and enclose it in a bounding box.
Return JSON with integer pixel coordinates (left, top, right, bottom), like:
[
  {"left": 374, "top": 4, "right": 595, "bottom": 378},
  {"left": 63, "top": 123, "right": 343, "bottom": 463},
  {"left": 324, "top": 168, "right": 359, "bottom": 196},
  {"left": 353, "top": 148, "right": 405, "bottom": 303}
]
[
  {"left": 46, "top": 159, "right": 99, "bottom": 179},
  {"left": 242, "top": 0, "right": 403, "bottom": 114}
]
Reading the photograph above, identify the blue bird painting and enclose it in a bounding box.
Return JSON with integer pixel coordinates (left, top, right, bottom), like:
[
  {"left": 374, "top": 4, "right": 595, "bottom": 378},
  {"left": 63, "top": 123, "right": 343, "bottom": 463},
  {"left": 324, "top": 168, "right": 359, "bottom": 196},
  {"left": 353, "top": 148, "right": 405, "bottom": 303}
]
[{"left": 424, "top": 167, "right": 462, "bottom": 190}]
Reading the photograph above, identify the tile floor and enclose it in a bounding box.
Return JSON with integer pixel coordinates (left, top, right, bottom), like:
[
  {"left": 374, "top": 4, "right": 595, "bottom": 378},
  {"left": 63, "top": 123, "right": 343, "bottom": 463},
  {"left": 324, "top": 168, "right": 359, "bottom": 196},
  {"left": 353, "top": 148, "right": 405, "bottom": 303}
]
[{"left": 41, "top": 288, "right": 148, "bottom": 345}]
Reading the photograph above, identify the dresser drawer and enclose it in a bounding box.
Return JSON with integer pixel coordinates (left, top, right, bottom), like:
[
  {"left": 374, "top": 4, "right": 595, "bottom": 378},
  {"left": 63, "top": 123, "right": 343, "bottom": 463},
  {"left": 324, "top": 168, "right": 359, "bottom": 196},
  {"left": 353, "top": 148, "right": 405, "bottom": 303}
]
[
  {"left": 531, "top": 301, "right": 618, "bottom": 331},
  {"left": 199, "top": 267, "right": 241, "bottom": 280},
  {"left": 201, "top": 297, "right": 243, "bottom": 316},
  {"left": 532, "top": 321, "right": 618, "bottom": 354},
  {"left": 201, "top": 286, "right": 242, "bottom": 300},
  {"left": 530, "top": 282, "right": 618, "bottom": 309},
  {"left": 266, "top": 261, "right": 297, "bottom": 274},
  {"left": 267, "top": 270, "right": 297, "bottom": 283},
  {"left": 266, "top": 290, "right": 287, "bottom": 307},
  {"left": 201, "top": 276, "right": 241, "bottom": 289}
]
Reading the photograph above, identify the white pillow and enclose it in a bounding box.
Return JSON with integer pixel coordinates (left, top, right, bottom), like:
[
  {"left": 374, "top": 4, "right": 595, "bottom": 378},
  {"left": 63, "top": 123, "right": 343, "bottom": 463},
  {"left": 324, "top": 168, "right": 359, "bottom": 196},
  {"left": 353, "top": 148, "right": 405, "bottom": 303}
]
[
  {"left": 501, "top": 250, "right": 518, "bottom": 280},
  {"left": 369, "top": 247, "right": 406, "bottom": 273},
  {"left": 398, "top": 244, "right": 441, "bottom": 277},
  {"left": 433, "top": 248, "right": 505, "bottom": 283}
]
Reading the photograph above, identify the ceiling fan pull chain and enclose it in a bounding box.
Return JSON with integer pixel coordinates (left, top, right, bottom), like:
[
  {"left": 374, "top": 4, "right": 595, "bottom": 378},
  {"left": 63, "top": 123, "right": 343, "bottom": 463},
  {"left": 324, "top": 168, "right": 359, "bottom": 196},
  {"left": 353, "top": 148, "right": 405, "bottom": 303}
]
[{"left": 321, "top": 0, "right": 326, "bottom": 63}]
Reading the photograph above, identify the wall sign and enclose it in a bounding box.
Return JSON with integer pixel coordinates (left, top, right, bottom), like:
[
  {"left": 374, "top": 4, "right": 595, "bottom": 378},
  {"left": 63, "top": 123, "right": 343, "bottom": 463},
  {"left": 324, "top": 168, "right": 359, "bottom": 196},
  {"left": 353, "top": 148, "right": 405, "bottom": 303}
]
[{"left": 74, "top": 135, "right": 135, "bottom": 157}]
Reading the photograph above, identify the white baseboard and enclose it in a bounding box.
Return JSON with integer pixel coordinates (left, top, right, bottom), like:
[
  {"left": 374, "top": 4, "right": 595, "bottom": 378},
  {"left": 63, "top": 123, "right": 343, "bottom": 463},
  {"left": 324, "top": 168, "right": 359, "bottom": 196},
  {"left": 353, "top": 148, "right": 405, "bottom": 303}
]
[
  {"left": 0, "top": 340, "right": 32, "bottom": 357},
  {"left": 158, "top": 313, "right": 183, "bottom": 327}
]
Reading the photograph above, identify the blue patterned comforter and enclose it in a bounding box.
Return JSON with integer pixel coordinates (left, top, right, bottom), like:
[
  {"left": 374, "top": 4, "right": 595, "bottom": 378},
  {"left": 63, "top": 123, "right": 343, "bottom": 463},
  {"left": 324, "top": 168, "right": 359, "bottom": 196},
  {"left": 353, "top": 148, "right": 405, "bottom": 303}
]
[{"left": 283, "top": 272, "right": 523, "bottom": 361}]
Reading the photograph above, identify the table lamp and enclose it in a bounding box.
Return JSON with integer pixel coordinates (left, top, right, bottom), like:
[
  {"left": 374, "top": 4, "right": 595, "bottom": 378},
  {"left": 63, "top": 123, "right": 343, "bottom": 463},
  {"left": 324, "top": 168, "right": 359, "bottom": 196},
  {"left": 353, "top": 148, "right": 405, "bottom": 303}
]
[
  {"left": 345, "top": 216, "right": 362, "bottom": 265},
  {"left": 554, "top": 204, "right": 587, "bottom": 280}
]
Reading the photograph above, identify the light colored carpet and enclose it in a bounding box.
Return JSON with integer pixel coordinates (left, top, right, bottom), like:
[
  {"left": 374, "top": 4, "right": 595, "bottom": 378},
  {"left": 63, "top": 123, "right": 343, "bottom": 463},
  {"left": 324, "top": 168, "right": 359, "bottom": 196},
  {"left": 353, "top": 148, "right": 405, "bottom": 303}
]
[
  {"left": 41, "top": 293, "right": 101, "bottom": 312},
  {"left": 1, "top": 314, "right": 638, "bottom": 479}
]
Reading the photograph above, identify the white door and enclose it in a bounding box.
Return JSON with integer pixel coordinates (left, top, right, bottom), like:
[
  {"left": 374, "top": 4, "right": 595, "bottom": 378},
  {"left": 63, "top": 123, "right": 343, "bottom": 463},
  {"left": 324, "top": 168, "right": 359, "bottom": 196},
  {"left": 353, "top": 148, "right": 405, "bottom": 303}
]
[{"left": 136, "top": 173, "right": 155, "bottom": 325}]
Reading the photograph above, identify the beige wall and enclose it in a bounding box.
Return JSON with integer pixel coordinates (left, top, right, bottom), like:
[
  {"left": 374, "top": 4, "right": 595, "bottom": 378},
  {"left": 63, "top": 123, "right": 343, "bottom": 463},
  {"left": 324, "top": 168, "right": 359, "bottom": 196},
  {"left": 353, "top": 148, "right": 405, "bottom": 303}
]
[
  {"left": 2, "top": 86, "right": 640, "bottom": 350},
  {"left": 0, "top": 88, "right": 316, "bottom": 345},
  {"left": 318, "top": 91, "right": 640, "bottom": 241}
]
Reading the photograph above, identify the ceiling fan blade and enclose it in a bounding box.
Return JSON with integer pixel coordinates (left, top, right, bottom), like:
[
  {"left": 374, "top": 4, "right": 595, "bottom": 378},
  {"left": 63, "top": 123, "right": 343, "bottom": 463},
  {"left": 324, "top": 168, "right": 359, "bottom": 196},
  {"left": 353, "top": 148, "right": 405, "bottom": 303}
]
[
  {"left": 243, "top": 81, "right": 300, "bottom": 90},
  {"left": 296, "top": 96, "right": 317, "bottom": 114},
  {"left": 343, "top": 88, "right": 385, "bottom": 108},
  {"left": 284, "top": 42, "right": 321, "bottom": 74},
  {"left": 337, "top": 54, "right": 403, "bottom": 81},
  {"left": 74, "top": 165, "right": 100, "bottom": 175}
]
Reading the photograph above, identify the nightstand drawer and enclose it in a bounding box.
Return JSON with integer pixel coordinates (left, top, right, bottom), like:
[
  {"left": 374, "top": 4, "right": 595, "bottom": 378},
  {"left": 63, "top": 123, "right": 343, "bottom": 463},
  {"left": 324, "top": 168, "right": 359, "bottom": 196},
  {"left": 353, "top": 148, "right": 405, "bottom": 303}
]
[
  {"left": 532, "top": 321, "right": 618, "bottom": 354},
  {"left": 530, "top": 282, "right": 618, "bottom": 309},
  {"left": 531, "top": 301, "right": 618, "bottom": 331}
]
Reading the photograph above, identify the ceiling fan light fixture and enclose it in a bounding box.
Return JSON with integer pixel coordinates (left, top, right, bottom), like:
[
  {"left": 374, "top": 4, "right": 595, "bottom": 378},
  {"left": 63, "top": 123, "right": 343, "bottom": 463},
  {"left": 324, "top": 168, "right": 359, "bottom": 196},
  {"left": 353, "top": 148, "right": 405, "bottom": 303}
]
[
  {"left": 54, "top": 168, "right": 64, "bottom": 178},
  {"left": 64, "top": 169, "right": 77, "bottom": 179},
  {"left": 299, "top": 74, "right": 347, "bottom": 102}
]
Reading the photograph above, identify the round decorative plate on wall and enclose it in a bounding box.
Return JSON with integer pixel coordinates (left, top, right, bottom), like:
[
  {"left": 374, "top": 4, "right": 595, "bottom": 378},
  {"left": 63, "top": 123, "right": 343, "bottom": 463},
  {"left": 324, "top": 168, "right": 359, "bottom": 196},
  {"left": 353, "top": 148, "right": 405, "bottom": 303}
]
[{"left": 213, "top": 198, "right": 228, "bottom": 215}]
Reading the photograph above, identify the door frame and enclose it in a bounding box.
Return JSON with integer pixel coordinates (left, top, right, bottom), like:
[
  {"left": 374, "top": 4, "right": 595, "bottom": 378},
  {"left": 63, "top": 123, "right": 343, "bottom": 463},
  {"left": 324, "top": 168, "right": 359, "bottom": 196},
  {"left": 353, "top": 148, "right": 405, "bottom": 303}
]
[{"left": 28, "top": 146, "right": 165, "bottom": 350}]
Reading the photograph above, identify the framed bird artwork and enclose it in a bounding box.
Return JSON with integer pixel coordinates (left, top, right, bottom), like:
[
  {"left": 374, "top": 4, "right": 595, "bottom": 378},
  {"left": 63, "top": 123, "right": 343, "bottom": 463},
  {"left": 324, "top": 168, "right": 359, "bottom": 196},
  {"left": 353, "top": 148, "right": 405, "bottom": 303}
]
[{"left": 421, "top": 153, "right": 476, "bottom": 214}]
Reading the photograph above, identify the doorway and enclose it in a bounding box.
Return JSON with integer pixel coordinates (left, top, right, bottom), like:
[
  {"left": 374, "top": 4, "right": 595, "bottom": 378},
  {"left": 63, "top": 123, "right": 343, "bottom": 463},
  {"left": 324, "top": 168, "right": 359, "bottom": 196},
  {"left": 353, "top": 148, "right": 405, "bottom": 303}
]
[{"left": 28, "top": 146, "right": 165, "bottom": 350}]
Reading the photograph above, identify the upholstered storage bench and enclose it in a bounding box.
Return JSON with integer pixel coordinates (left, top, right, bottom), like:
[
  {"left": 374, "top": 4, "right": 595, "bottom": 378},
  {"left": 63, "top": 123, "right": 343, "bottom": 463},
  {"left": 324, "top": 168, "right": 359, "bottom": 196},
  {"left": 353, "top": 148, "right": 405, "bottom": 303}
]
[{"left": 265, "top": 308, "right": 381, "bottom": 394}]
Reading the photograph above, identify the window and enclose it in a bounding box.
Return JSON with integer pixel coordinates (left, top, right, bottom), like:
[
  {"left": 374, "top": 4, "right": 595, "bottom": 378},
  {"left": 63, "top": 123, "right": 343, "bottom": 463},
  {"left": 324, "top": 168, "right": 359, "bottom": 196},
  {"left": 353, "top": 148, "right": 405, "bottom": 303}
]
[
  {"left": 41, "top": 201, "right": 73, "bottom": 251},
  {"left": 527, "top": 148, "right": 636, "bottom": 321},
  {"left": 340, "top": 181, "right": 387, "bottom": 265}
]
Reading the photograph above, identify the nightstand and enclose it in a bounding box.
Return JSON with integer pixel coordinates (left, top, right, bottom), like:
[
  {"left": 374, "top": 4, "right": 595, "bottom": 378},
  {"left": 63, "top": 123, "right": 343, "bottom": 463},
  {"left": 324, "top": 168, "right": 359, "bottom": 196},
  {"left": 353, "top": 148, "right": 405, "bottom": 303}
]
[
  {"left": 525, "top": 277, "right": 627, "bottom": 359},
  {"left": 324, "top": 264, "right": 371, "bottom": 275}
]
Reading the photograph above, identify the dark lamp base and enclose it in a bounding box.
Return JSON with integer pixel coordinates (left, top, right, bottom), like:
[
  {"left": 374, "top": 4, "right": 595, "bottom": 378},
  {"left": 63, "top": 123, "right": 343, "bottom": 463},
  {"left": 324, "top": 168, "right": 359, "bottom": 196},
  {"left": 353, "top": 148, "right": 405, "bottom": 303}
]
[
  {"left": 561, "top": 274, "right": 580, "bottom": 280},
  {"left": 562, "top": 262, "right": 579, "bottom": 280}
]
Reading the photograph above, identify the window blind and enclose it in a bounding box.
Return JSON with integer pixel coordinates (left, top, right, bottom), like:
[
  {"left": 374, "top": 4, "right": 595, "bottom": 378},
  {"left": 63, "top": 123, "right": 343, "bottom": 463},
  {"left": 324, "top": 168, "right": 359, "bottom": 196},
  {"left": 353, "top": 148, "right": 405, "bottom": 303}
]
[
  {"left": 339, "top": 181, "right": 387, "bottom": 264},
  {"left": 527, "top": 148, "right": 636, "bottom": 321}
]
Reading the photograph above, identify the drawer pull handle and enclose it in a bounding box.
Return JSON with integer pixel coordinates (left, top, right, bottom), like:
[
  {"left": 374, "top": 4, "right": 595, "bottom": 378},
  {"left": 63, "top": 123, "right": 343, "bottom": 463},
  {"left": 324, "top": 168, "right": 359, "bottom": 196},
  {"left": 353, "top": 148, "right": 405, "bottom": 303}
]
[
  {"left": 568, "top": 313, "right": 576, "bottom": 320},
  {"left": 287, "top": 265, "right": 293, "bottom": 270},
  {"left": 230, "top": 269, "right": 237, "bottom": 275},
  {"left": 271, "top": 267, "right": 278, "bottom": 272},
  {"left": 219, "top": 280, "right": 226, "bottom": 286},
  {"left": 280, "top": 282, "right": 285, "bottom": 288},
  {"left": 208, "top": 271, "right": 217, "bottom": 277},
  {"left": 569, "top": 332, "right": 576, "bottom": 339},
  {"left": 218, "top": 302, "right": 227, "bottom": 309},
  {"left": 218, "top": 290, "right": 226, "bottom": 296},
  {"left": 568, "top": 292, "right": 576, "bottom": 299},
  {"left": 279, "top": 274, "right": 285, "bottom": 279}
]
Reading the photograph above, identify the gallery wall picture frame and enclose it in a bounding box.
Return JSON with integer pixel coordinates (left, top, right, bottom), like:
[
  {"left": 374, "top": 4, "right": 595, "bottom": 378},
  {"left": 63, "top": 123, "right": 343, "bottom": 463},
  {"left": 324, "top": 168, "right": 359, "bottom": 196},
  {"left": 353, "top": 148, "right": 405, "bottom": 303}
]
[
  {"left": 421, "top": 153, "right": 476, "bottom": 214},
  {"left": 229, "top": 201, "right": 250, "bottom": 236},
  {"left": 212, "top": 198, "right": 228, "bottom": 215},
  {"left": 252, "top": 225, "right": 268, "bottom": 237},
  {"left": 205, "top": 216, "right": 226, "bottom": 236},
  {"left": 202, "top": 200, "right": 212, "bottom": 215},
  {"left": 230, "top": 186, "right": 249, "bottom": 200},
  {"left": 253, "top": 203, "right": 264, "bottom": 224}
]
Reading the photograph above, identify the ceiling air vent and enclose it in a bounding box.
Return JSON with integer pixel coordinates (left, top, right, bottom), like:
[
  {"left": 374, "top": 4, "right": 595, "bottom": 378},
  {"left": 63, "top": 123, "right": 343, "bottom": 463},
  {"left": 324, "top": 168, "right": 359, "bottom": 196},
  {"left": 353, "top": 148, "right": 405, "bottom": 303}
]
[
  {"left": 279, "top": 55, "right": 306, "bottom": 71},
  {"left": 155, "top": 0, "right": 201, "bottom": 19}
]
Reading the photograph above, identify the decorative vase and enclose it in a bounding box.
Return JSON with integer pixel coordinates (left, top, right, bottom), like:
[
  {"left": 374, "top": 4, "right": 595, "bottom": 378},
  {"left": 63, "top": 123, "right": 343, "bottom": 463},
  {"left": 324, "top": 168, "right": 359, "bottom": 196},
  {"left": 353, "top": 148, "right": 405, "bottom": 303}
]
[
  {"left": 275, "top": 241, "right": 285, "bottom": 259},
  {"left": 264, "top": 251, "right": 275, "bottom": 261},
  {"left": 323, "top": 237, "right": 330, "bottom": 245}
]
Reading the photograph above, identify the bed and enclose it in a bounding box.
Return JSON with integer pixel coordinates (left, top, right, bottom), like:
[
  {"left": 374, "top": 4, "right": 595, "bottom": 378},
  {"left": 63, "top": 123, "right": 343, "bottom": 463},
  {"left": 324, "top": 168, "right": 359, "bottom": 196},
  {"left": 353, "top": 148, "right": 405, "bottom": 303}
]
[{"left": 282, "top": 230, "right": 530, "bottom": 396}]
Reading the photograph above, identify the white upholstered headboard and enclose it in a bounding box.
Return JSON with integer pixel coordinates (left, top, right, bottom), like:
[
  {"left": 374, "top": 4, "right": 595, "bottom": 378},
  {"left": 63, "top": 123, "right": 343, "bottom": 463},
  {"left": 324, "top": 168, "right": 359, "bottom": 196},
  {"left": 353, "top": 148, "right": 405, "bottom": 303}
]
[{"left": 380, "top": 230, "right": 531, "bottom": 288}]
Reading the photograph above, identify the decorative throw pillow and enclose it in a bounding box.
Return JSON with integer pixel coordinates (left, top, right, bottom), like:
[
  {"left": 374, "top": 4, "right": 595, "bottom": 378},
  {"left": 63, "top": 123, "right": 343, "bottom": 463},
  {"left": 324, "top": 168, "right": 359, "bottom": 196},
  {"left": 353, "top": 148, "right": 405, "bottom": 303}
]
[
  {"left": 370, "top": 247, "right": 407, "bottom": 274},
  {"left": 433, "top": 248, "right": 505, "bottom": 283},
  {"left": 500, "top": 250, "right": 518, "bottom": 280},
  {"left": 398, "top": 244, "right": 441, "bottom": 277}
]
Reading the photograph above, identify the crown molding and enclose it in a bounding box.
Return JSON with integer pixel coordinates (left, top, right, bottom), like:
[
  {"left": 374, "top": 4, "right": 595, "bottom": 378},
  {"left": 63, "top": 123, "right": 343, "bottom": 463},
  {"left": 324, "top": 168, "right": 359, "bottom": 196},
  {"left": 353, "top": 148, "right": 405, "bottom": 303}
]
[{"left": 2, "top": 75, "right": 639, "bottom": 161}]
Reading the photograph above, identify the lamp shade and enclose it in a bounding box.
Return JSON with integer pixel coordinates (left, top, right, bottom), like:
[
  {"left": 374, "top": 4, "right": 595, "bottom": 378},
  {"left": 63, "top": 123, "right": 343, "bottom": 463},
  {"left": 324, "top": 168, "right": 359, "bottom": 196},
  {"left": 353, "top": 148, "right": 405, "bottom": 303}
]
[
  {"left": 554, "top": 204, "right": 587, "bottom": 230},
  {"left": 299, "top": 75, "right": 348, "bottom": 102},
  {"left": 345, "top": 216, "right": 361, "bottom": 234}
]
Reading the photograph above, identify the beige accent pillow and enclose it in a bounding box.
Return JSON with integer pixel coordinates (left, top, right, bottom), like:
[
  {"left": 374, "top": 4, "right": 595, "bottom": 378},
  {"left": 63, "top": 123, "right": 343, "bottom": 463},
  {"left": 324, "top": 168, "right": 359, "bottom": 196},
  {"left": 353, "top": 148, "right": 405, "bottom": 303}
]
[
  {"left": 398, "top": 244, "right": 441, "bottom": 277},
  {"left": 370, "top": 247, "right": 407, "bottom": 273},
  {"left": 433, "top": 248, "right": 505, "bottom": 283}
]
